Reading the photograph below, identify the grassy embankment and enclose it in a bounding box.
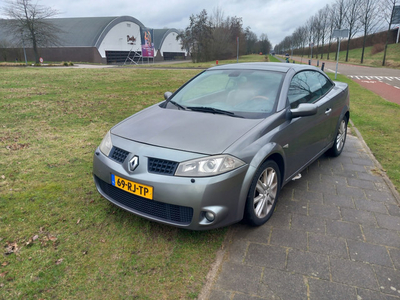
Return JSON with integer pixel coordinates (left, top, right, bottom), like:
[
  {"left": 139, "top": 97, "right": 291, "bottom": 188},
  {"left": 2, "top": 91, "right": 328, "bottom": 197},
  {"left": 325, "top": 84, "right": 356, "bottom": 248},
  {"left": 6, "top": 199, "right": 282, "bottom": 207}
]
[{"left": 296, "top": 43, "right": 400, "bottom": 68}]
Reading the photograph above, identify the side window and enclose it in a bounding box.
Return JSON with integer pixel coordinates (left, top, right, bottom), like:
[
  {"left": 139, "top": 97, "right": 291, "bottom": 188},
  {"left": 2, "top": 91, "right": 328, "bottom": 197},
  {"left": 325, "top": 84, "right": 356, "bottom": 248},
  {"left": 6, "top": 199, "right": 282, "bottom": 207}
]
[
  {"left": 288, "top": 71, "right": 325, "bottom": 108},
  {"left": 317, "top": 73, "right": 334, "bottom": 94}
]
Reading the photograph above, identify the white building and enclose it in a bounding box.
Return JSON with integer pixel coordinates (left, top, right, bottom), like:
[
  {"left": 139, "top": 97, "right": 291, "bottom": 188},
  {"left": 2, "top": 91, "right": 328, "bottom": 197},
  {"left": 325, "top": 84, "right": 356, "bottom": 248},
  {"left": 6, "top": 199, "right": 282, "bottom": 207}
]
[{"left": 0, "top": 16, "right": 187, "bottom": 63}]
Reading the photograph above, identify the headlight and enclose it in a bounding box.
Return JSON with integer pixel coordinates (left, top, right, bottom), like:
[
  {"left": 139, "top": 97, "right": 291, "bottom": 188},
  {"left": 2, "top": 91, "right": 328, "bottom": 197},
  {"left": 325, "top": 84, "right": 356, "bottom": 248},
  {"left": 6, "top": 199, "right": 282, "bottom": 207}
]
[
  {"left": 99, "top": 131, "right": 113, "bottom": 156},
  {"left": 175, "top": 155, "right": 245, "bottom": 177}
]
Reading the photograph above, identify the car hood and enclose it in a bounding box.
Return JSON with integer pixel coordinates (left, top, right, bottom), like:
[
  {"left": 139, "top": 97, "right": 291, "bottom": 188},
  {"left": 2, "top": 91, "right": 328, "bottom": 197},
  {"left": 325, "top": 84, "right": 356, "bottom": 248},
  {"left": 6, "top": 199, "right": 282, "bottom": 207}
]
[{"left": 111, "top": 105, "right": 263, "bottom": 154}]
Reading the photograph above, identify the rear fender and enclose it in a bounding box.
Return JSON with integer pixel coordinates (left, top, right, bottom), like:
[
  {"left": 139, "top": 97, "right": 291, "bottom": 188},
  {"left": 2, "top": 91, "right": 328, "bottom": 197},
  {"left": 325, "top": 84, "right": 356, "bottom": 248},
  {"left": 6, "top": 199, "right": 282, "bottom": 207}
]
[{"left": 330, "top": 106, "right": 350, "bottom": 147}]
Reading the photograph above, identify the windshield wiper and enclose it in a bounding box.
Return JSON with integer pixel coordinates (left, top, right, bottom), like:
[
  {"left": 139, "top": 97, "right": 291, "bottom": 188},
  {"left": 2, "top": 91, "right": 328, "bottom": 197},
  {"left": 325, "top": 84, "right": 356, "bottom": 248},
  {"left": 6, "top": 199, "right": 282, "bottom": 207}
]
[
  {"left": 186, "top": 106, "right": 243, "bottom": 118},
  {"left": 169, "top": 100, "right": 187, "bottom": 110}
]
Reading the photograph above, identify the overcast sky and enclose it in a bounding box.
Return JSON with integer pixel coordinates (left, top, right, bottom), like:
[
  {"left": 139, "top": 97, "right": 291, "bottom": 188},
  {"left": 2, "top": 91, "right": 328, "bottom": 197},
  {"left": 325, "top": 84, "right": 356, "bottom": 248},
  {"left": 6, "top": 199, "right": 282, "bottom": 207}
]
[{"left": 0, "top": 0, "right": 333, "bottom": 45}]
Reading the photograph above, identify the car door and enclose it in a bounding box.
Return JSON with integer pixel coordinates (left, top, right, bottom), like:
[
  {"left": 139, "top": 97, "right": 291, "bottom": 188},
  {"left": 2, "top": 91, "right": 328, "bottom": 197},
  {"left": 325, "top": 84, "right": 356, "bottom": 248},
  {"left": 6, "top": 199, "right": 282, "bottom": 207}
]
[{"left": 279, "top": 70, "right": 335, "bottom": 178}]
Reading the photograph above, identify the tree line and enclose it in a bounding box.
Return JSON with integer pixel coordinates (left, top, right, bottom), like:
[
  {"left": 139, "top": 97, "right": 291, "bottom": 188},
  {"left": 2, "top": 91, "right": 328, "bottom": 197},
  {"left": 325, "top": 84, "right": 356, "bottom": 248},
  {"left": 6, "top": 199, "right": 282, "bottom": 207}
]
[
  {"left": 177, "top": 8, "right": 272, "bottom": 63},
  {"left": 274, "top": 0, "right": 399, "bottom": 66}
]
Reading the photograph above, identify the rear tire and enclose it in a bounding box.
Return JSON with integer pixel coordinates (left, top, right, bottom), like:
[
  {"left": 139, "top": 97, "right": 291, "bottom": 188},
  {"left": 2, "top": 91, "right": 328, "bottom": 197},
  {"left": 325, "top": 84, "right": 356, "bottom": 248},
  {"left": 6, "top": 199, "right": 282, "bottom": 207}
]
[
  {"left": 329, "top": 116, "right": 348, "bottom": 157},
  {"left": 244, "top": 160, "right": 281, "bottom": 226}
]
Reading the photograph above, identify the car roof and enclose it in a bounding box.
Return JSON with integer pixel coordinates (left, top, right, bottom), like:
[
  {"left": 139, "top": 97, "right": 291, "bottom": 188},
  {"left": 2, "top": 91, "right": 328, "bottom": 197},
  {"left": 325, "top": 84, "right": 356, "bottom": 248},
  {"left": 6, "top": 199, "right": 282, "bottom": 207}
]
[{"left": 208, "top": 62, "right": 321, "bottom": 73}]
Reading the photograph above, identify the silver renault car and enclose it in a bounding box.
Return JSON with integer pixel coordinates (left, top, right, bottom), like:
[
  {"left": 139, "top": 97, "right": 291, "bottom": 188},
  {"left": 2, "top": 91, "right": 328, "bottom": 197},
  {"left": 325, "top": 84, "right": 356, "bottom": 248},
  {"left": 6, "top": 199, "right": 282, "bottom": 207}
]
[{"left": 93, "top": 63, "right": 349, "bottom": 230}]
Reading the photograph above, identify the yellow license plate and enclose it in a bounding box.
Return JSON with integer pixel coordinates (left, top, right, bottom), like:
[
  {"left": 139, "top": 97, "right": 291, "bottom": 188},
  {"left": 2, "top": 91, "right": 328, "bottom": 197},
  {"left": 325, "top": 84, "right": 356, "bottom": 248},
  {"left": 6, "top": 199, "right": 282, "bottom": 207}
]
[{"left": 111, "top": 174, "right": 153, "bottom": 200}]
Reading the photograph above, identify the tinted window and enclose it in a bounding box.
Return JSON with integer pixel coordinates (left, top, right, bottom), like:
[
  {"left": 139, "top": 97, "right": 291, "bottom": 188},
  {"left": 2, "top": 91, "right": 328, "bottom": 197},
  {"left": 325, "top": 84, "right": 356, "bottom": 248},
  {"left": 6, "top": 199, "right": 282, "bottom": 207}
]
[{"left": 288, "top": 71, "right": 332, "bottom": 108}]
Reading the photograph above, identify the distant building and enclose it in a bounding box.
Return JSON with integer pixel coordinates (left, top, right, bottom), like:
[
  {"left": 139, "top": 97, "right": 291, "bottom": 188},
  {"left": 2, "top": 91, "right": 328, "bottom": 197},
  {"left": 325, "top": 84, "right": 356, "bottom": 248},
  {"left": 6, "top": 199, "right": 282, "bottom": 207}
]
[{"left": 0, "top": 16, "right": 187, "bottom": 63}]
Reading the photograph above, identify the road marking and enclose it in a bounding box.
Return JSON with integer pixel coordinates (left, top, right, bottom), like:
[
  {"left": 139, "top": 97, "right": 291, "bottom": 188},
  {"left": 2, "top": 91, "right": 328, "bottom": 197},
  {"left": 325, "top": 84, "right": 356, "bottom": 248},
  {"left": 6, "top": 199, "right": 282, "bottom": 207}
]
[
  {"left": 327, "top": 69, "right": 338, "bottom": 73},
  {"left": 348, "top": 75, "right": 400, "bottom": 82}
]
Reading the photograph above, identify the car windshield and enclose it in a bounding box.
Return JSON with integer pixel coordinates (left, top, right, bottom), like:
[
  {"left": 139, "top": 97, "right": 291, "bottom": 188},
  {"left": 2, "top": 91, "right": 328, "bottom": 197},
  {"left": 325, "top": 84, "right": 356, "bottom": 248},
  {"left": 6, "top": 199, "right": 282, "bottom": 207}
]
[{"left": 166, "top": 69, "right": 285, "bottom": 119}]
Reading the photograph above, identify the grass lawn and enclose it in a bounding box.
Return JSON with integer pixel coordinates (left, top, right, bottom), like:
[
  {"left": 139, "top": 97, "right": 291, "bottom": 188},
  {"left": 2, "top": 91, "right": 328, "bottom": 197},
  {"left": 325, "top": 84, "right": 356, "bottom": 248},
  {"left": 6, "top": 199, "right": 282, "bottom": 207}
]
[
  {"left": 295, "top": 43, "right": 400, "bottom": 68},
  {"left": 268, "top": 55, "right": 282, "bottom": 63},
  {"left": 0, "top": 67, "right": 226, "bottom": 299}
]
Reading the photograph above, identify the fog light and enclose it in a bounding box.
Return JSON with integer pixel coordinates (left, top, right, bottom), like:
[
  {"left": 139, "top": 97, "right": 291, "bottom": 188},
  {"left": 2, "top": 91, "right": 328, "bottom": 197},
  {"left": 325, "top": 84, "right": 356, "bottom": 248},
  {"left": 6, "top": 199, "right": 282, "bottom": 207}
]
[{"left": 205, "top": 211, "right": 215, "bottom": 222}]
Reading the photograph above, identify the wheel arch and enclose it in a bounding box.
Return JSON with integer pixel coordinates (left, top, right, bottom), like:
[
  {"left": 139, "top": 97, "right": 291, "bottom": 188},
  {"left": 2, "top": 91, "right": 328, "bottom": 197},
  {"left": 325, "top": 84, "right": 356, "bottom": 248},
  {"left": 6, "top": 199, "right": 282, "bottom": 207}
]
[
  {"left": 332, "top": 107, "right": 350, "bottom": 145},
  {"left": 345, "top": 110, "right": 350, "bottom": 123},
  {"left": 236, "top": 143, "right": 286, "bottom": 221},
  {"left": 265, "top": 153, "right": 285, "bottom": 187}
]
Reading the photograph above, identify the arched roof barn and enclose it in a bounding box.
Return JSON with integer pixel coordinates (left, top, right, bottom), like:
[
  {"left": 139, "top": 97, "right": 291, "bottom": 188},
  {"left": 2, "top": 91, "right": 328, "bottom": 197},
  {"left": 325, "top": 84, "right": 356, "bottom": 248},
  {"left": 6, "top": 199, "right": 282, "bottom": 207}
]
[{"left": 0, "top": 16, "right": 186, "bottom": 63}]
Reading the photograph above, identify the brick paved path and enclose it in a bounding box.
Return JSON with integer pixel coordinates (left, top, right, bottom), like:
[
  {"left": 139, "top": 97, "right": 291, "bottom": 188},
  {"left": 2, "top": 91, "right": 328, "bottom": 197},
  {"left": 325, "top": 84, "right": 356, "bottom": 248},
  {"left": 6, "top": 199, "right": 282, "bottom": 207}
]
[{"left": 206, "top": 132, "right": 400, "bottom": 300}]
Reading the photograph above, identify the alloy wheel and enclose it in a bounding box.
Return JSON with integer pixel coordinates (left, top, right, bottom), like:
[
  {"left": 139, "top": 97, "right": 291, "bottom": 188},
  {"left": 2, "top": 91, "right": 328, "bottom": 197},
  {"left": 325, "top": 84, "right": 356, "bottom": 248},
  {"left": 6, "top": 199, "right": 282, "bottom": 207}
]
[
  {"left": 253, "top": 167, "right": 278, "bottom": 219},
  {"left": 336, "top": 119, "right": 346, "bottom": 152}
]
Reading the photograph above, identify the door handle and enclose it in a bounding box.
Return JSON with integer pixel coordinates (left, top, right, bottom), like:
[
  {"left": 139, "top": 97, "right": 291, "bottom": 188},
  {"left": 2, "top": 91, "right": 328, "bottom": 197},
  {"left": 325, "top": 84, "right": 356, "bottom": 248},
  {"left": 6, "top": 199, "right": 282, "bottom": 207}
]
[{"left": 325, "top": 108, "right": 332, "bottom": 115}]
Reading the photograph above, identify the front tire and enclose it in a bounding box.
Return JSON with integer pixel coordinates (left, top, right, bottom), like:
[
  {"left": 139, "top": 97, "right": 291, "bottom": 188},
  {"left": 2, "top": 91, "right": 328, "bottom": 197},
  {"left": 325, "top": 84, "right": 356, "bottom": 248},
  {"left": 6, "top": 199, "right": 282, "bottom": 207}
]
[
  {"left": 244, "top": 160, "right": 281, "bottom": 226},
  {"left": 329, "top": 116, "right": 348, "bottom": 157}
]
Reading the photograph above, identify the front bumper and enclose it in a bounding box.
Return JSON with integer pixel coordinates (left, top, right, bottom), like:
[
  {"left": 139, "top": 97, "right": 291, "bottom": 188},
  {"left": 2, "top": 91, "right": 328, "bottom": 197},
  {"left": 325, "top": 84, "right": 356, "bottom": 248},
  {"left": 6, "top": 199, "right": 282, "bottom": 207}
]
[{"left": 92, "top": 137, "right": 249, "bottom": 230}]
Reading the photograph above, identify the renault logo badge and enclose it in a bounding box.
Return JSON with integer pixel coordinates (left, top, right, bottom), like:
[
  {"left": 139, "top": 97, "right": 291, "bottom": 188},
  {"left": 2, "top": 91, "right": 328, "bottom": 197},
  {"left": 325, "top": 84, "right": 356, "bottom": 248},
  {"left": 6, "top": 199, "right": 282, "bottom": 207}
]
[{"left": 129, "top": 156, "right": 139, "bottom": 172}]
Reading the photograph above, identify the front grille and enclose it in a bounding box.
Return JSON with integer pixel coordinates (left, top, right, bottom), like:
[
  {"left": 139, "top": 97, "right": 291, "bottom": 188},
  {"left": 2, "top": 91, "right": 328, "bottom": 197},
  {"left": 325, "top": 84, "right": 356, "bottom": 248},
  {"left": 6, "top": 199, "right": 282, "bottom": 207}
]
[
  {"left": 95, "top": 176, "right": 193, "bottom": 225},
  {"left": 110, "top": 147, "right": 129, "bottom": 163},
  {"left": 148, "top": 158, "right": 179, "bottom": 176}
]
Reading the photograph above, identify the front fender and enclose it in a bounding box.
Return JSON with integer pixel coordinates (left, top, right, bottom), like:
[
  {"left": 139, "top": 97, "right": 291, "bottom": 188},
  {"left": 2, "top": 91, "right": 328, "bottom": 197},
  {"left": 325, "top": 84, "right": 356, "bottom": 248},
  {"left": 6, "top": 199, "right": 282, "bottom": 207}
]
[
  {"left": 249, "top": 142, "right": 285, "bottom": 169},
  {"left": 235, "top": 142, "right": 286, "bottom": 220}
]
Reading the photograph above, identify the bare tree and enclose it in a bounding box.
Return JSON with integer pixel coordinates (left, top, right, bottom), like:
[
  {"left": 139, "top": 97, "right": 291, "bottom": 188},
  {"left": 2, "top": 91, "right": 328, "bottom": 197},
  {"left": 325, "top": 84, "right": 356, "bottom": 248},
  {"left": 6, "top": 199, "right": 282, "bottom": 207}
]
[
  {"left": 210, "top": 6, "right": 225, "bottom": 28},
  {"left": 226, "top": 16, "right": 246, "bottom": 56},
  {"left": 382, "top": 0, "right": 398, "bottom": 66},
  {"left": 258, "top": 33, "right": 272, "bottom": 55},
  {"left": 326, "top": 5, "right": 338, "bottom": 60},
  {"left": 2, "top": 0, "right": 61, "bottom": 64},
  {"left": 344, "top": 0, "right": 362, "bottom": 62},
  {"left": 360, "top": 0, "right": 380, "bottom": 63},
  {"left": 313, "top": 13, "right": 324, "bottom": 58},
  {"left": 318, "top": 6, "right": 330, "bottom": 59},
  {"left": 297, "top": 26, "right": 308, "bottom": 58},
  {"left": 334, "top": 0, "right": 348, "bottom": 29},
  {"left": 244, "top": 27, "right": 258, "bottom": 54},
  {"left": 210, "top": 8, "right": 231, "bottom": 59},
  {"left": 291, "top": 27, "right": 304, "bottom": 56},
  {"left": 306, "top": 17, "right": 316, "bottom": 58},
  {"left": 333, "top": 0, "right": 348, "bottom": 60}
]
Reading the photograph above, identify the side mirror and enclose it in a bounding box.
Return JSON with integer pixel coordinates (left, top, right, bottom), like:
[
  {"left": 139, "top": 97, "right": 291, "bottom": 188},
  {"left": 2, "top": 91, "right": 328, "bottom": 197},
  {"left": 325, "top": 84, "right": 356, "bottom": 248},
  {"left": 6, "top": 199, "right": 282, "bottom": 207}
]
[
  {"left": 164, "top": 91, "right": 173, "bottom": 100},
  {"left": 290, "top": 103, "right": 318, "bottom": 118}
]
